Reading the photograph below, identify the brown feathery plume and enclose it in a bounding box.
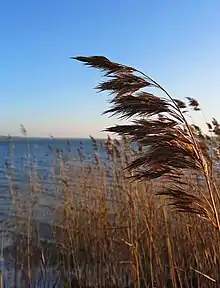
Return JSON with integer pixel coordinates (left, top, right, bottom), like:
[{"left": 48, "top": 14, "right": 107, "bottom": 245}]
[
  {"left": 103, "top": 94, "right": 170, "bottom": 119},
  {"left": 186, "top": 97, "right": 200, "bottom": 111},
  {"left": 212, "top": 118, "right": 220, "bottom": 136},
  {"left": 173, "top": 99, "right": 187, "bottom": 110},
  {"left": 74, "top": 56, "right": 220, "bottom": 230},
  {"left": 158, "top": 184, "right": 218, "bottom": 228},
  {"left": 212, "top": 118, "right": 219, "bottom": 127},
  {"left": 206, "top": 122, "right": 213, "bottom": 132},
  {"left": 72, "top": 56, "right": 134, "bottom": 76}
]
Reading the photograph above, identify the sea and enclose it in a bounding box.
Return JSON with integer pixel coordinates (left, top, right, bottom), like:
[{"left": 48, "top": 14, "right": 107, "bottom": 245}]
[
  {"left": 0, "top": 137, "right": 103, "bottom": 213},
  {"left": 0, "top": 137, "right": 108, "bottom": 287}
]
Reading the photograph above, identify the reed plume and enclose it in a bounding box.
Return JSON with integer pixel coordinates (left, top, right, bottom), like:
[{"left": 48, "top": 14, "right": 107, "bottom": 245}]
[{"left": 74, "top": 55, "right": 220, "bottom": 230}]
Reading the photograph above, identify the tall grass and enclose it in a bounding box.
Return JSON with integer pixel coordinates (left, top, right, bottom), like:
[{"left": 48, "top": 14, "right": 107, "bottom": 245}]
[
  {"left": 3, "top": 136, "right": 220, "bottom": 287},
  {"left": 1, "top": 56, "right": 220, "bottom": 287}
]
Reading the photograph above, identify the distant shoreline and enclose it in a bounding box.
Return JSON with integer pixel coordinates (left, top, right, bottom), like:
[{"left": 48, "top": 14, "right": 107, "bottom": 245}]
[{"left": 0, "top": 137, "right": 107, "bottom": 144}]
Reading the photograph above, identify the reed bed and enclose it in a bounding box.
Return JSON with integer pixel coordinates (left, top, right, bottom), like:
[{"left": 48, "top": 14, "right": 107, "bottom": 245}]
[
  {"left": 2, "top": 136, "right": 220, "bottom": 287},
  {"left": 1, "top": 56, "right": 220, "bottom": 287}
]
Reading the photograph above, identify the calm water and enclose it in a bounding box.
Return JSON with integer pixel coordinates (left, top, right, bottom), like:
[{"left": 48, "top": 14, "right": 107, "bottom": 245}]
[{"left": 0, "top": 138, "right": 105, "bottom": 219}]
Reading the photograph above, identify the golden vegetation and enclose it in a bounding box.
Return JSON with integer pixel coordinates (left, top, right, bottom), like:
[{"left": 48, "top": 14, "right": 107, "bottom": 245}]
[{"left": 2, "top": 56, "right": 220, "bottom": 287}]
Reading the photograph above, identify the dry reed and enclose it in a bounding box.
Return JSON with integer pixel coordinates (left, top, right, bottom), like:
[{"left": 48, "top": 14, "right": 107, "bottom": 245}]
[{"left": 1, "top": 56, "right": 220, "bottom": 287}]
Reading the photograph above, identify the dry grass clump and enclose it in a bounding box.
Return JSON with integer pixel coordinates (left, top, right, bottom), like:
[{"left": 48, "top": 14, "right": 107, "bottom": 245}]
[
  {"left": 2, "top": 56, "right": 220, "bottom": 287},
  {"left": 2, "top": 135, "right": 219, "bottom": 287}
]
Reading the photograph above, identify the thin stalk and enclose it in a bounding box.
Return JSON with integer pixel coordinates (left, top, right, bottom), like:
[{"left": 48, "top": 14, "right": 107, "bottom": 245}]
[{"left": 163, "top": 204, "right": 177, "bottom": 288}]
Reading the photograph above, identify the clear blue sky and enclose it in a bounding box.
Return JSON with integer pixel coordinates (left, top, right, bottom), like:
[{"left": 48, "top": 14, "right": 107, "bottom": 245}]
[{"left": 0, "top": 0, "right": 220, "bottom": 137}]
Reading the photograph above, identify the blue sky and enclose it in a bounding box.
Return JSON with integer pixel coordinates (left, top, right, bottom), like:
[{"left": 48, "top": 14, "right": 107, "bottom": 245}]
[{"left": 0, "top": 0, "right": 220, "bottom": 137}]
